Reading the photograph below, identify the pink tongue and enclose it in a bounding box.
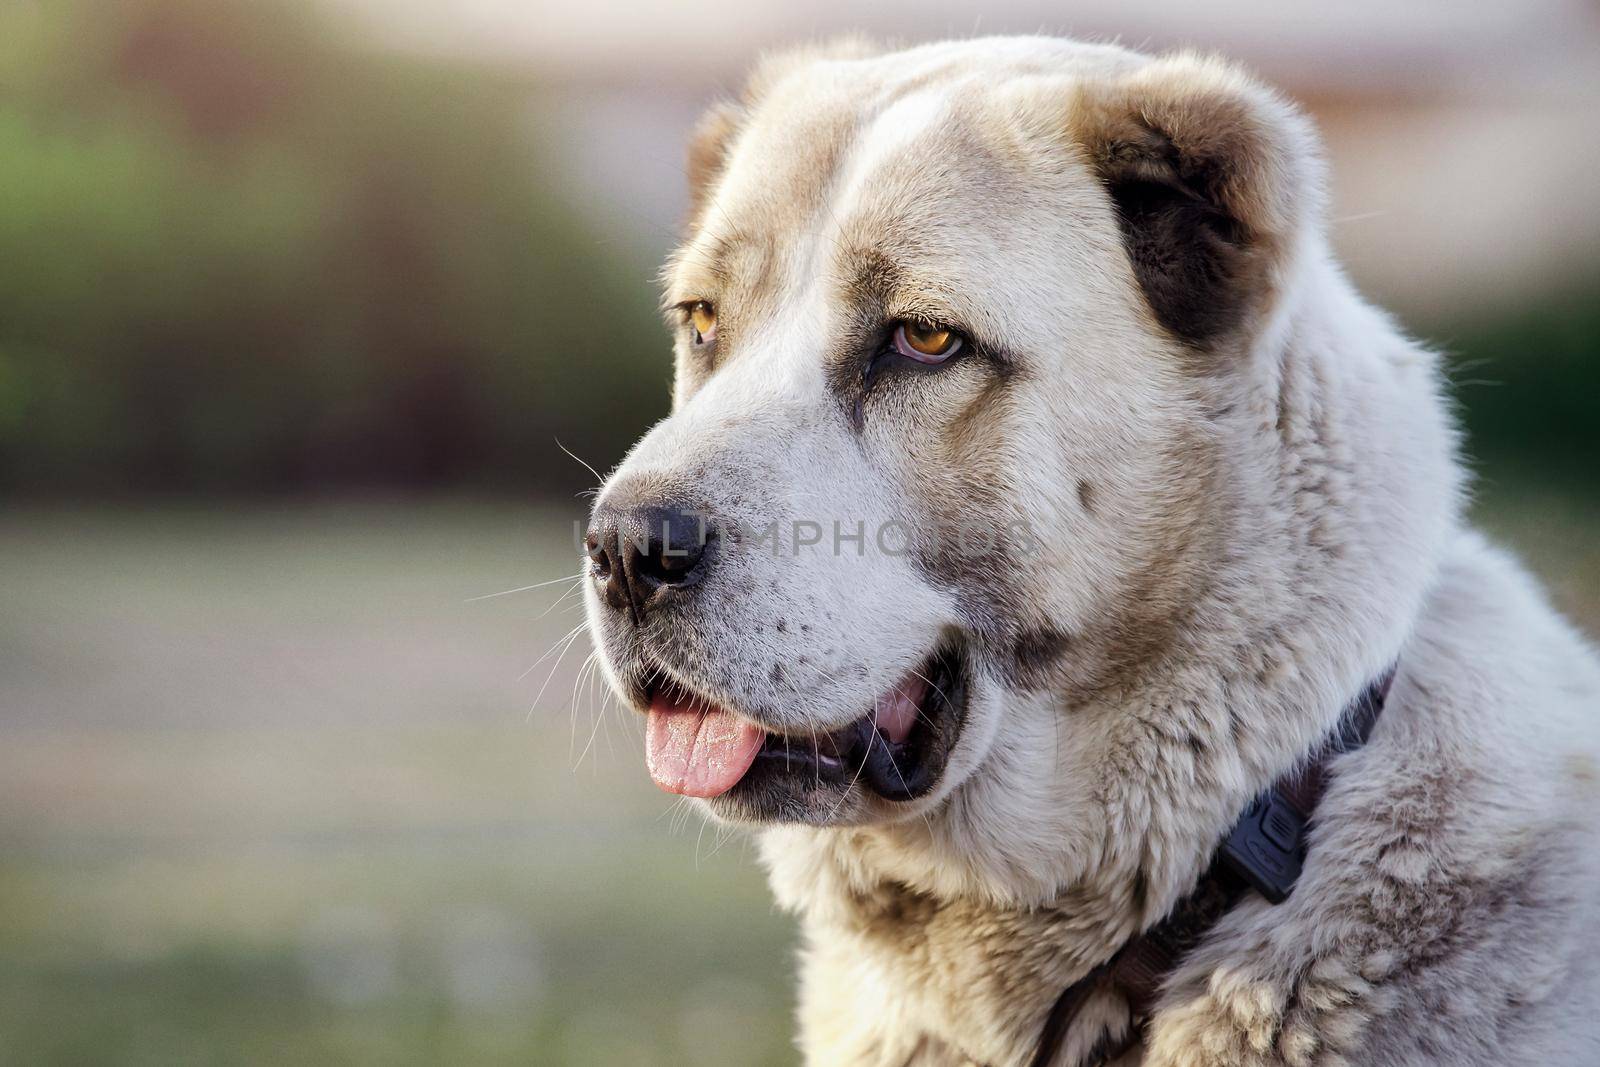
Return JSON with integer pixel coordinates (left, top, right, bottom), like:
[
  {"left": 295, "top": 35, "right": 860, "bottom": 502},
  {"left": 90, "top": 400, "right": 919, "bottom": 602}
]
[{"left": 645, "top": 691, "right": 765, "bottom": 798}]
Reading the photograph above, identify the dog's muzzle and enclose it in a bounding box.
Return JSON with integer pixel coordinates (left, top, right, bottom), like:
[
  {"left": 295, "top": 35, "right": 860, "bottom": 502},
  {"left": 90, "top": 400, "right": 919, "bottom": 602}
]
[{"left": 584, "top": 485, "right": 970, "bottom": 816}]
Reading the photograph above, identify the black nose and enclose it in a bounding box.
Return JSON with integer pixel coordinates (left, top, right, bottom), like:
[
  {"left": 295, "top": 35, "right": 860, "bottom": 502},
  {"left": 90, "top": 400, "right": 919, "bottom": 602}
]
[{"left": 586, "top": 503, "right": 714, "bottom": 624}]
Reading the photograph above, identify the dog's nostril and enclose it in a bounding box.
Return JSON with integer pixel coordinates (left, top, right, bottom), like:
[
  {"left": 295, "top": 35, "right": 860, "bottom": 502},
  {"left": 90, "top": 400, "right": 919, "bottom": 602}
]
[
  {"left": 584, "top": 529, "right": 612, "bottom": 578},
  {"left": 635, "top": 527, "right": 713, "bottom": 586},
  {"left": 587, "top": 502, "right": 714, "bottom": 624}
]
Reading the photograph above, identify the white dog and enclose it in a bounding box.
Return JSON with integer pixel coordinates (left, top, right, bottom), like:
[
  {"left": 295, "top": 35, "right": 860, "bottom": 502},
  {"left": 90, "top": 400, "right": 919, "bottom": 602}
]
[{"left": 582, "top": 36, "right": 1600, "bottom": 1066}]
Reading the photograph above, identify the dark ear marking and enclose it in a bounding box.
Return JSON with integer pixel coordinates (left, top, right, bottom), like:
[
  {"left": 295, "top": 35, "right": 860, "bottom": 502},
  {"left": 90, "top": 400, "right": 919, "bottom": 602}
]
[
  {"left": 1073, "top": 57, "right": 1316, "bottom": 347},
  {"left": 1101, "top": 127, "right": 1260, "bottom": 343}
]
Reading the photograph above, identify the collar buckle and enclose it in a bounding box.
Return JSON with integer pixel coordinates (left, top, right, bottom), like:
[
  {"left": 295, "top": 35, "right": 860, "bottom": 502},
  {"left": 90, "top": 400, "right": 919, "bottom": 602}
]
[{"left": 1217, "top": 788, "right": 1307, "bottom": 904}]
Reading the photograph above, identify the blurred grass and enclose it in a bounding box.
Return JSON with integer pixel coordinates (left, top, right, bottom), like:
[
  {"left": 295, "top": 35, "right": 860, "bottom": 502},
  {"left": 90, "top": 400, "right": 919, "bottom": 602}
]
[{"left": 0, "top": 502, "right": 796, "bottom": 1065}]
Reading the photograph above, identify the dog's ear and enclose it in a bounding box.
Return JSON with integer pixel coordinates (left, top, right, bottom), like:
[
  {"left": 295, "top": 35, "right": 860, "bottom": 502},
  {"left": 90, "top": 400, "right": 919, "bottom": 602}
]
[
  {"left": 1070, "top": 54, "right": 1322, "bottom": 346},
  {"left": 685, "top": 99, "right": 742, "bottom": 221},
  {"left": 684, "top": 37, "right": 880, "bottom": 223}
]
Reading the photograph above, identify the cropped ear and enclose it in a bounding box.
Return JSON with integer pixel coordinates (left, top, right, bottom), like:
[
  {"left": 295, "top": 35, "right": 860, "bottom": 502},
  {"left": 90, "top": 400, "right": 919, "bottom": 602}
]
[
  {"left": 685, "top": 99, "right": 743, "bottom": 221},
  {"left": 1070, "top": 54, "right": 1322, "bottom": 346},
  {"left": 684, "top": 37, "right": 880, "bottom": 223}
]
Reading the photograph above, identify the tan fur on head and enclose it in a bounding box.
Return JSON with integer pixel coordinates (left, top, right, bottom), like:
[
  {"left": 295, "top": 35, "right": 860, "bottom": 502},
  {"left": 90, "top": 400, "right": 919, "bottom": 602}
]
[{"left": 586, "top": 34, "right": 1600, "bottom": 1067}]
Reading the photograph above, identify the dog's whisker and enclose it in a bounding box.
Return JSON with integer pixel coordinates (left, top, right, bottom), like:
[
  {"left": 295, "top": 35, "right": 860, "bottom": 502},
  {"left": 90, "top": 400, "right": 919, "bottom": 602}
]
[
  {"left": 535, "top": 581, "right": 585, "bottom": 621},
  {"left": 703, "top": 822, "right": 739, "bottom": 861},
  {"left": 568, "top": 649, "right": 601, "bottom": 763},
  {"left": 568, "top": 651, "right": 592, "bottom": 714},
  {"left": 569, "top": 649, "right": 603, "bottom": 763},
  {"left": 908, "top": 667, "right": 954, "bottom": 730},
  {"left": 590, "top": 657, "right": 618, "bottom": 753},
  {"left": 521, "top": 620, "right": 589, "bottom": 683},
  {"left": 575, "top": 664, "right": 612, "bottom": 772},
  {"left": 464, "top": 572, "right": 582, "bottom": 603},
  {"left": 827, "top": 720, "right": 878, "bottom": 821},
  {"left": 597, "top": 666, "right": 620, "bottom": 765},
  {"left": 694, "top": 812, "right": 711, "bottom": 870},
  {"left": 873, "top": 729, "right": 937, "bottom": 838},
  {"left": 655, "top": 795, "right": 685, "bottom": 825},
  {"left": 529, "top": 624, "right": 590, "bottom": 724},
  {"left": 555, "top": 437, "right": 607, "bottom": 490}
]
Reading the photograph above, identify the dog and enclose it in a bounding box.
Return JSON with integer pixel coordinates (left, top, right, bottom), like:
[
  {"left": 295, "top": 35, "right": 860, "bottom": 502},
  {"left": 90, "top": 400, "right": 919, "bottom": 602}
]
[{"left": 581, "top": 36, "right": 1600, "bottom": 1066}]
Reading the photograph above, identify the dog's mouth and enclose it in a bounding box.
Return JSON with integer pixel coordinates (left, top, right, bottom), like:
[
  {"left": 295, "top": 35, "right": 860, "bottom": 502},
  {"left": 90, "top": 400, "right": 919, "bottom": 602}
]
[{"left": 640, "top": 643, "right": 967, "bottom": 810}]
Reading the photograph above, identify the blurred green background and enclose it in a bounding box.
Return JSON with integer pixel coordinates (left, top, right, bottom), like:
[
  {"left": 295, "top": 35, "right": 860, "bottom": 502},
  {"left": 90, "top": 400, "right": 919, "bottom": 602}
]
[{"left": 0, "top": 1, "right": 1596, "bottom": 1064}]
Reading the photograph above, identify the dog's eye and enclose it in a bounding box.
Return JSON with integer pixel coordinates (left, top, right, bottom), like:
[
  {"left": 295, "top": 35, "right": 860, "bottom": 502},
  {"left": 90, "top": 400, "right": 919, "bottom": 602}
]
[
  {"left": 686, "top": 301, "right": 717, "bottom": 345},
  {"left": 893, "top": 321, "right": 962, "bottom": 364}
]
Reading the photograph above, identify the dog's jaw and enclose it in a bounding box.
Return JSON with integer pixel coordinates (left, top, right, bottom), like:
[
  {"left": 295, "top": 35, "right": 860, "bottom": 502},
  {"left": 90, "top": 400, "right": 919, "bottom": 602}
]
[{"left": 602, "top": 632, "right": 980, "bottom": 826}]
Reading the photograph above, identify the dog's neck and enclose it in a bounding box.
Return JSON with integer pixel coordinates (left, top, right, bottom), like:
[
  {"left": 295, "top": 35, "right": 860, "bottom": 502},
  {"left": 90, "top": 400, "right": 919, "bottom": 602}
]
[{"left": 760, "top": 243, "right": 1460, "bottom": 966}]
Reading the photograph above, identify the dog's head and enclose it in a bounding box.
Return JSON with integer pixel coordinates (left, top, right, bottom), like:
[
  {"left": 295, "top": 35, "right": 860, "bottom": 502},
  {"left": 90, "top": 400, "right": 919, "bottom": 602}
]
[{"left": 584, "top": 39, "right": 1324, "bottom": 838}]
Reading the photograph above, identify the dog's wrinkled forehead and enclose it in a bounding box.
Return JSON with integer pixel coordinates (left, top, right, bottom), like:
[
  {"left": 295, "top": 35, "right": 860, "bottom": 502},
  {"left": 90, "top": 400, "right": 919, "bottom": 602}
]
[
  {"left": 665, "top": 58, "right": 1137, "bottom": 392},
  {"left": 670, "top": 88, "right": 966, "bottom": 321}
]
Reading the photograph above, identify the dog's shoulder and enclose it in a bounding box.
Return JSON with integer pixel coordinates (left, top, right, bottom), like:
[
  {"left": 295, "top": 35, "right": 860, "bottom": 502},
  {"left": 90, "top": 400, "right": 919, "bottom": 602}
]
[{"left": 1145, "top": 532, "right": 1600, "bottom": 1066}]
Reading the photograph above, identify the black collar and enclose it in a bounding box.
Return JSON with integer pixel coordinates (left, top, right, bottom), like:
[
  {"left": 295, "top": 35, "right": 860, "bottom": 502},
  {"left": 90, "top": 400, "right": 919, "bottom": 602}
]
[{"left": 1029, "top": 667, "right": 1396, "bottom": 1067}]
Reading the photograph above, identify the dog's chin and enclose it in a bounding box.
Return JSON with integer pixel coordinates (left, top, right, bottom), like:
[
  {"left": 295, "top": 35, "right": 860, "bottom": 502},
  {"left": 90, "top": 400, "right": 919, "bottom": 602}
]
[{"left": 644, "top": 642, "right": 972, "bottom": 828}]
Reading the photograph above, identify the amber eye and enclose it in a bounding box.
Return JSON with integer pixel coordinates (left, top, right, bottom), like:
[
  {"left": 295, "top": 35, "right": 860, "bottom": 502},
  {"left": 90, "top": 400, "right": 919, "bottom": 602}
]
[
  {"left": 687, "top": 301, "right": 716, "bottom": 344},
  {"left": 892, "top": 321, "right": 963, "bottom": 364}
]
